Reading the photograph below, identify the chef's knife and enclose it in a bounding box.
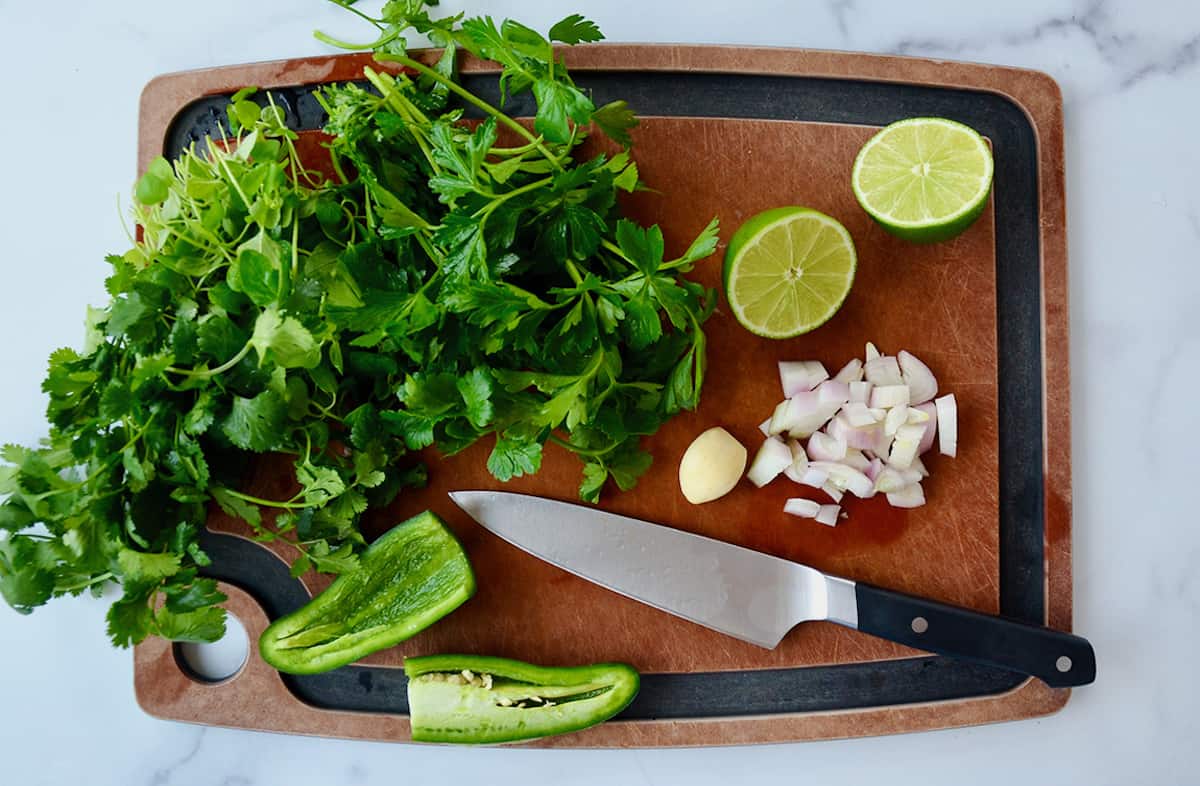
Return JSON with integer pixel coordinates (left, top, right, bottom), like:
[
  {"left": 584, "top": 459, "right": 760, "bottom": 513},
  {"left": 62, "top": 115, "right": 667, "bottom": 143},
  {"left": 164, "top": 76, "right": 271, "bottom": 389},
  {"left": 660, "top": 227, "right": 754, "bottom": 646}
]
[{"left": 450, "top": 491, "right": 1095, "bottom": 688}]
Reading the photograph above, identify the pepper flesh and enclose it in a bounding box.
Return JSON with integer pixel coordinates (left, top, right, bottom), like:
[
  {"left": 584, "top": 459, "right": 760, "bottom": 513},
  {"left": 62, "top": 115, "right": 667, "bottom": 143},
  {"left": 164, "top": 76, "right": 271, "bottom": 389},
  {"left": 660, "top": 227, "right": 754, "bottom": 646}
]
[
  {"left": 404, "top": 654, "right": 640, "bottom": 744},
  {"left": 259, "top": 511, "right": 475, "bottom": 675}
]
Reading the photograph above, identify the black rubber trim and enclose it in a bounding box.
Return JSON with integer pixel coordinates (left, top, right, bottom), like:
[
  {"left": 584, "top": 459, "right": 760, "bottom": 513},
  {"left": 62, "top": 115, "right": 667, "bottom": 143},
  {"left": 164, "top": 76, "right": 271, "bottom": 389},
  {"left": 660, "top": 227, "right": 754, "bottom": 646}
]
[{"left": 170, "top": 68, "right": 1045, "bottom": 719}]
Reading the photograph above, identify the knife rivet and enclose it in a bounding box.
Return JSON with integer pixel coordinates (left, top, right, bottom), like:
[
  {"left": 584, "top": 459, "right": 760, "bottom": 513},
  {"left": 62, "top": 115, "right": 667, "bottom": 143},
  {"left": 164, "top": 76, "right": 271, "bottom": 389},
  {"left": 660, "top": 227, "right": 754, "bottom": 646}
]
[
  {"left": 910, "top": 616, "right": 928, "bottom": 634},
  {"left": 1056, "top": 656, "right": 1072, "bottom": 672}
]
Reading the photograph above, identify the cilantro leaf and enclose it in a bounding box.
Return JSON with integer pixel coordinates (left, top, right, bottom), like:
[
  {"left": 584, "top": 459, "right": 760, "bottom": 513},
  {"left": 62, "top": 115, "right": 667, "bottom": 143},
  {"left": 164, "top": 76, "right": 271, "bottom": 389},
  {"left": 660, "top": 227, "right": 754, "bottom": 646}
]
[
  {"left": 221, "top": 390, "right": 286, "bottom": 452},
  {"left": 250, "top": 306, "right": 321, "bottom": 369}
]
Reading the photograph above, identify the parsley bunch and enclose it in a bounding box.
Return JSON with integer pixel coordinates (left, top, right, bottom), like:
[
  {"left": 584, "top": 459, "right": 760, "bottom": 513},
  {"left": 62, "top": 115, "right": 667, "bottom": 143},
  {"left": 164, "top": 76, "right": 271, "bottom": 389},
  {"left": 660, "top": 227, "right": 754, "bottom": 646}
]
[{"left": 0, "top": 1, "right": 718, "bottom": 646}]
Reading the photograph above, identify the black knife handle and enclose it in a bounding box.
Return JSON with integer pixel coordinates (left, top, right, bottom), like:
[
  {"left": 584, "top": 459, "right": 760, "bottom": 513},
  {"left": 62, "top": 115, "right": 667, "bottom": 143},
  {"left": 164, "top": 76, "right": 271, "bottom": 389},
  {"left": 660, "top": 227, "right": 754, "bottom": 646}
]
[{"left": 854, "top": 583, "right": 1096, "bottom": 688}]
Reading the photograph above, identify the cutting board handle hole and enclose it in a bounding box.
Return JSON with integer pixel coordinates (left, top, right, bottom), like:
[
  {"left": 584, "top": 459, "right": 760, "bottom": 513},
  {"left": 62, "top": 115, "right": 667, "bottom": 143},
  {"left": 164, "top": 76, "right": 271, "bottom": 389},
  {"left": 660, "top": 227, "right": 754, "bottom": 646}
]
[{"left": 173, "top": 613, "right": 250, "bottom": 685}]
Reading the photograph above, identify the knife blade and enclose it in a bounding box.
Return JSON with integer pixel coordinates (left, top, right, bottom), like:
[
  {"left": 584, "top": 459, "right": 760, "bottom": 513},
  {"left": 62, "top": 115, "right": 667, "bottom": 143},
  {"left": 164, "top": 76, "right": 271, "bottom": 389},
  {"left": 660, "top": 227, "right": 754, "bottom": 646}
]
[{"left": 450, "top": 490, "right": 1096, "bottom": 688}]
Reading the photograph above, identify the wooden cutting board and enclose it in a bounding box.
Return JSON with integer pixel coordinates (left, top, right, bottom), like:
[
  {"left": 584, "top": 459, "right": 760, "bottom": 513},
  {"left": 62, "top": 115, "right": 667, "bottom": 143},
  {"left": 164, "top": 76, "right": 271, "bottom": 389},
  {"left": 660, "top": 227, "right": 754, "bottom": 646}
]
[{"left": 133, "top": 45, "right": 1073, "bottom": 746}]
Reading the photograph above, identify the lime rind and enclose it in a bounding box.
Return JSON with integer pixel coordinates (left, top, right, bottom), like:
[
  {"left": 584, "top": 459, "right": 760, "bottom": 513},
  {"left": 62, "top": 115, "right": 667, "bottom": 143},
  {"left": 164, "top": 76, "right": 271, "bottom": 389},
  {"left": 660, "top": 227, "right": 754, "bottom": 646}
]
[{"left": 851, "top": 117, "right": 994, "bottom": 238}]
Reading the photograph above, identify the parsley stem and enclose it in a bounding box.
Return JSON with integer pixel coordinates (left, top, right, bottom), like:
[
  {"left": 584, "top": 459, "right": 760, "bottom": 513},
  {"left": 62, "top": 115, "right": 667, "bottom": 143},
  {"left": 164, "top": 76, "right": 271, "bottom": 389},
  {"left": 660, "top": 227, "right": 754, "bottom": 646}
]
[
  {"left": 378, "top": 54, "right": 566, "bottom": 172},
  {"left": 167, "top": 341, "right": 253, "bottom": 379},
  {"left": 548, "top": 433, "right": 616, "bottom": 458},
  {"left": 474, "top": 175, "right": 553, "bottom": 221}
]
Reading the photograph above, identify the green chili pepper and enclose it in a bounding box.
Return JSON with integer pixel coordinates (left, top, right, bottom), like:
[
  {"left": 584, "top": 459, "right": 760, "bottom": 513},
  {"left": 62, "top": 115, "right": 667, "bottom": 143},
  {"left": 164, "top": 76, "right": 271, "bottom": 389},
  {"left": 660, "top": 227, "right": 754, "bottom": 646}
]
[
  {"left": 259, "top": 511, "right": 475, "bottom": 675},
  {"left": 404, "top": 654, "right": 640, "bottom": 744}
]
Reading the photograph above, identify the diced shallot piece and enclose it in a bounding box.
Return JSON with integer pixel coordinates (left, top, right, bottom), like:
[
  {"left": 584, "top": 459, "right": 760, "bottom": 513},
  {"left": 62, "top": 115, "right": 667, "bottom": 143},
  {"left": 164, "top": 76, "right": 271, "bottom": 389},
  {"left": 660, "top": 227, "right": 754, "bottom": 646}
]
[
  {"left": 842, "top": 401, "right": 878, "bottom": 428},
  {"left": 849, "top": 380, "right": 873, "bottom": 404},
  {"left": 887, "top": 424, "right": 925, "bottom": 469},
  {"left": 827, "top": 414, "right": 878, "bottom": 450},
  {"left": 911, "top": 456, "right": 930, "bottom": 478},
  {"left": 807, "top": 431, "right": 847, "bottom": 461},
  {"left": 935, "top": 394, "right": 958, "bottom": 457},
  {"left": 816, "top": 380, "right": 850, "bottom": 407},
  {"left": 822, "top": 482, "right": 844, "bottom": 503},
  {"left": 906, "top": 407, "right": 930, "bottom": 424},
  {"left": 815, "top": 504, "right": 841, "bottom": 526},
  {"left": 870, "top": 384, "right": 911, "bottom": 410},
  {"left": 887, "top": 482, "right": 926, "bottom": 509},
  {"left": 864, "top": 457, "right": 884, "bottom": 483},
  {"left": 842, "top": 448, "right": 870, "bottom": 472},
  {"left": 758, "top": 417, "right": 772, "bottom": 437},
  {"left": 898, "top": 350, "right": 938, "bottom": 405},
  {"left": 747, "top": 437, "right": 792, "bottom": 487},
  {"left": 874, "top": 466, "right": 907, "bottom": 493},
  {"left": 782, "top": 439, "right": 809, "bottom": 483},
  {"left": 833, "top": 358, "right": 864, "bottom": 383},
  {"left": 800, "top": 466, "right": 829, "bottom": 489},
  {"left": 915, "top": 402, "right": 938, "bottom": 454},
  {"left": 865, "top": 342, "right": 881, "bottom": 362},
  {"left": 809, "top": 461, "right": 875, "bottom": 498},
  {"left": 784, "top": 498, "right": 821, "bottom": 519},
  {"left": 884, "top": 405, "right": 908, "bottom": 437},
  {"left": 778, "top": 361, "right": 824, "bottom": 396},
  {"left": 865, "top": 355, "right": 903, "bottom": 386}
]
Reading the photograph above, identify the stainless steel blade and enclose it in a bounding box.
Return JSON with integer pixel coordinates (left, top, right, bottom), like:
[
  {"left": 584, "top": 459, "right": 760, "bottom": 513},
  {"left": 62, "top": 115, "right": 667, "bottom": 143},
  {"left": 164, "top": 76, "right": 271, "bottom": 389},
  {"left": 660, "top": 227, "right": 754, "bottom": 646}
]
[{"left": 450, "top": 491, "right": 857, "bottom": 649}]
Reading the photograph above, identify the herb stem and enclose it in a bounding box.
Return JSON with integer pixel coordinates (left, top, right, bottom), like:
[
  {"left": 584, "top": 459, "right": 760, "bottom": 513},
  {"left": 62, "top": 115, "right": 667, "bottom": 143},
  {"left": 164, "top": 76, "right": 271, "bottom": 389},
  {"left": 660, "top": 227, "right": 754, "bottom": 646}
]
[
  {"left": 57, "top": 572, "right": 114, "bottom": 593},
  {"left": 215, "top": 487, "right": 311, "bottom": 510},
  {"left": 379, "top": 54, "right": 566, "bottom": 172},
  {"left": 167, "top": 341, "right": 253, "bottom": 379}
]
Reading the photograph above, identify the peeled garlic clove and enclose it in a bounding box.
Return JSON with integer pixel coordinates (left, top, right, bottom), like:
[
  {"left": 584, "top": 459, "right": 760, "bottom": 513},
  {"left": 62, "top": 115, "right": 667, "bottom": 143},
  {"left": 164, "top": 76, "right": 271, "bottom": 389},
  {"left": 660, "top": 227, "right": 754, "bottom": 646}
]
[{"left": 679, "top": 427, "right": 747, "bottom": 504}]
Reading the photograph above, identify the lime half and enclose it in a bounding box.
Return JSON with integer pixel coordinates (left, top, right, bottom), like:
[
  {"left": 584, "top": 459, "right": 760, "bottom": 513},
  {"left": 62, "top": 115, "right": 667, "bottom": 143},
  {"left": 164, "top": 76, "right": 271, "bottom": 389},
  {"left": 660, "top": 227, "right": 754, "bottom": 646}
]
[
  {"left": 723, "top": 207, "right": 857, "bottom": 339},
  {"left": 851, "top": 117, "right": 994, "bottom": 243}
]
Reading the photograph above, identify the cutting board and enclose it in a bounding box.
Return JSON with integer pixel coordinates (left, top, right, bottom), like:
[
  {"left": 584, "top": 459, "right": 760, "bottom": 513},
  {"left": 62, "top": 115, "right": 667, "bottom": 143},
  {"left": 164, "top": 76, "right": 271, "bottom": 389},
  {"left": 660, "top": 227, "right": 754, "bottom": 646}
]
[{"left": 133, "top": 45, "right": 1073, "bottom": 746}]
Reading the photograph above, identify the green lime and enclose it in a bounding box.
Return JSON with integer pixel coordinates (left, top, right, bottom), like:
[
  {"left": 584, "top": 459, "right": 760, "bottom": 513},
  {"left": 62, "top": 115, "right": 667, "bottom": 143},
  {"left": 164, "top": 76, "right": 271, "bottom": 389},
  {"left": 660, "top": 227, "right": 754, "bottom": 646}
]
[
  {"left": 723, "top": 206, "right": 857, "bottom": 339},
  {"left": 851, "top": 117, "right": 994, "bottom": 243}
]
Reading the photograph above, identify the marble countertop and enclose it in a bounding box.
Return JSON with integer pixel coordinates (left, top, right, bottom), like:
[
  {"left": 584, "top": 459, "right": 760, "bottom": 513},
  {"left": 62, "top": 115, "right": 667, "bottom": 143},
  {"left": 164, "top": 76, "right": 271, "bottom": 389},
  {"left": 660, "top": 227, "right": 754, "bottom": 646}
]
[{"left": 2, "top": 1, "right": 1195, "bottom": 783}]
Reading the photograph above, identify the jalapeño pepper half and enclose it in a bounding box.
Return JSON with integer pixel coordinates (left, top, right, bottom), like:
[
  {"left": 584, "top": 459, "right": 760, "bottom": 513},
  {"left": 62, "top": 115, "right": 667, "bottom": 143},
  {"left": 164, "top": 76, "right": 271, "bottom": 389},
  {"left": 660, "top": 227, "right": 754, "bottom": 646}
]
[
  {"left": 259, "top": 511, "right": 475, "bottom": 675},
  {"left": 404, "top": 654, "right": 640, "bottom": 744}
]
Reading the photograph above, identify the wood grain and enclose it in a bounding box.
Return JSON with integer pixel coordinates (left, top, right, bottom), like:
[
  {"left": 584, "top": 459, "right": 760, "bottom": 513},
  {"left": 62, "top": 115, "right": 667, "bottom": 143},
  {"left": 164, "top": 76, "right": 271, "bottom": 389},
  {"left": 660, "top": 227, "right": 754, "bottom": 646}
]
[{"left": 134, "top": 45, "right": 1072, "bottom": 745}]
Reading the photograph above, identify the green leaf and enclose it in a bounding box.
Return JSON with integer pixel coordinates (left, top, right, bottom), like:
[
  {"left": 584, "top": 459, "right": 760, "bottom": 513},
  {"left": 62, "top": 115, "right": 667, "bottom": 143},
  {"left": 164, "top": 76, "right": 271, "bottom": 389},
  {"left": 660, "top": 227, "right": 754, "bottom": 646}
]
[
  {"left": 296, "top": 462, "right": 347, "bottom": 506},
  {"left": 131, "top": 352, "right": 175, "bottom": 391},
  {"left": 153, "top": 605, "right": 226, "bottom": 643},
  {"left": 228, "top": 230, "right": 282, "bottom": 306},
  {"left": 549, "top": 14, "right": 604, "bottom": 44},
  {"left": 456, "top": 368, "right": 495, "bottom": 429},
  {"left": 578, "top": 461, "right": 608, "bottom": 503},
  {"left": 106, "top": 585, "right": 155, "bottom": 647},
  {"left": 379, "top": 409, "right": 437, "bottom": 450},
  {"left": 183, "top": 391, "right": 216, "bottom": 436},
  {"left": 135, "top": 157, "right": 174, "bottom": 205},
  {"left": 487, "top": 436, "right": 543, "bottom": 482},
  {"left": 116, "top": 548, "right": 182, "bottom": 583},
  {"left": 250, "top": 306, "right": 321, "bottom": 369},
  {"left": 211, "top": 487, "right": 263, "bottom": 529},
  {"left": 221, "top": 390, "right": 286, "bottom": 452},
  {"left": 121, "top": 447, "right": 153, "bottom": 493},
  {"left": 163, "top": 577, "right": 226, "bottom": 614},
  {"left": 592, "top": 100, "right": 638, "bottom": 147},
  {"left": 0, "top": 538, "right": 55, "bottom": 613},
  {"left": 674, "top": 216, "right": 721, "bottom": 267},
  {"left": 623, "top": 293, "right": 663, "bottom": 350},
  {"left": 531, "top": 79, "right": 594, "bottom": 144},
  {"left": 616, "top": 220, "right": 664, "bottom": 275}
]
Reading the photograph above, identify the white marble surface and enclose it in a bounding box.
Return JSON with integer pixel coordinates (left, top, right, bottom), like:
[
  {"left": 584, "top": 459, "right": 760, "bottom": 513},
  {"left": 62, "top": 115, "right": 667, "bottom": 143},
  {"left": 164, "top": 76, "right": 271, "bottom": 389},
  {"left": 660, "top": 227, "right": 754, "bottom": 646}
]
[{"left": 1, "top": 1, "right": 1196, "bottom": 783}]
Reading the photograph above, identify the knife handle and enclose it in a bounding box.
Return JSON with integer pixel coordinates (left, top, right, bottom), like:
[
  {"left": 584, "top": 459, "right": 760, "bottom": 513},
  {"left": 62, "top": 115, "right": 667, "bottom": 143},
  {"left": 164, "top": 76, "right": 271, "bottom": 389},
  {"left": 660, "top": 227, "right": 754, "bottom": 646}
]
[{"left": 854, "top": 583, "right": 1096, "bottom": 688}]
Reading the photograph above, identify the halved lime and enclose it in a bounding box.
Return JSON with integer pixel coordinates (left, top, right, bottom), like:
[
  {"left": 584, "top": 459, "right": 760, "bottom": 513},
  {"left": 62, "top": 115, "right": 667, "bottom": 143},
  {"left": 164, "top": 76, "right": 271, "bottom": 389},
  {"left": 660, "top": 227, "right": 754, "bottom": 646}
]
[
  {"left": 723, "top": 207, "right": 857, "bottom": 339},
  {"left": 851, "top": 117, "right": 994, "bottom": 243}
]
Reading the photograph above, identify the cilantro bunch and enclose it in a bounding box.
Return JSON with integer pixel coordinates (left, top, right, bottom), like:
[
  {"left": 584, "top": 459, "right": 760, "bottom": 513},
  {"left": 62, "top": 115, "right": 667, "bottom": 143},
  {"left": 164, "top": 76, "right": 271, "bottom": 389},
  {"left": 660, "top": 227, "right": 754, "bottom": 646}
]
[{"left": 0, "top": 1, "right": 718, "bottom": 647}]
